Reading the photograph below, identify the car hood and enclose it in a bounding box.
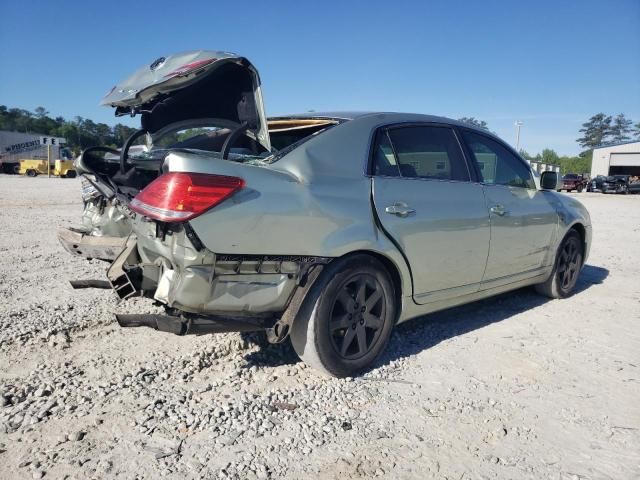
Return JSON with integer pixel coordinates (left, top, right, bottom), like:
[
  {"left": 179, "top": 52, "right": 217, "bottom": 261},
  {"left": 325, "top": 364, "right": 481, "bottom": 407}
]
[{"left": 101, "top": 50, "right": 270, "bottom": 151}]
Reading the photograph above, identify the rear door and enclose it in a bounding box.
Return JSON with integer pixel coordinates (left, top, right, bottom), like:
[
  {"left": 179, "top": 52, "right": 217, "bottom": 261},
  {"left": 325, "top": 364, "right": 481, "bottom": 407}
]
[
  {"left": 371, "top": 124, "right": 490, "bottom": 304},
  {"left": 459, "top": 129, "right": 558, "bottom": 284}
]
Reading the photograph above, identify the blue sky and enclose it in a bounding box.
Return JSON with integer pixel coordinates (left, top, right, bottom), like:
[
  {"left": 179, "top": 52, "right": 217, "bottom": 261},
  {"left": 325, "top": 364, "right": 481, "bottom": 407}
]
[{"left": 1, "top": 0, "right": 638, "bottom": 155}]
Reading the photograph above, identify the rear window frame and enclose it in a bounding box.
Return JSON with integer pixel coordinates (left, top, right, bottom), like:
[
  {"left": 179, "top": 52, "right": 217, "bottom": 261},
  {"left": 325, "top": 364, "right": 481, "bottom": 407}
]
[{"left": 367, "top": 121, "right": 477, "bottom": 183}]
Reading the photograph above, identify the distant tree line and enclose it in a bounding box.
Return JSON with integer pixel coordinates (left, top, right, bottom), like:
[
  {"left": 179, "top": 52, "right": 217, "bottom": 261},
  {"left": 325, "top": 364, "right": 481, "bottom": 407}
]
[
  {"left": 461, "top": 113, "right": 640, "bottom": 175},
  {"left": 2, "top": 106, "right": 637, "bottom": 175},
  {"left": 0, "top": 105, "right": 137, "bottom": 155}
]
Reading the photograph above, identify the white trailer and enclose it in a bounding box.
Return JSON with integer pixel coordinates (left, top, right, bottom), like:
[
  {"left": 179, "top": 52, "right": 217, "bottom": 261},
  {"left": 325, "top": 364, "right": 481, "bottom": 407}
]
[{"left": 0, "top": 130, "right": 69, "bottom": 173}]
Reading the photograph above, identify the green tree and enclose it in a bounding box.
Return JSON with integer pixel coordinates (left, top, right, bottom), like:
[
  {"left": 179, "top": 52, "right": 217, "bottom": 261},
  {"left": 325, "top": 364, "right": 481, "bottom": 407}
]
[
  {"left": 632, "top": 121, "right": 640, "bottom": 141},
  {"left": 34, "top": 106, "right": 49, "bottom": 119},
  {"left": 0, "top": 105, "right": 140, "bottom": 153},
  {"left": 577, "top": 113, "right": 612, "bottom": 149},
  {"left": 610, "top": 113, "right": 633, "bottom": 143},
  {"left": 557, "top": 155, "right": 591, "bottom": 175},
  {"left": 458, "top": 117, "right": 489, "bottom": 130},
  {"left": 541, "top": 148, "right": 559, "bottom": 165},
  {"left": 518, "top": 149, "right": 533, "bottom": 160}
]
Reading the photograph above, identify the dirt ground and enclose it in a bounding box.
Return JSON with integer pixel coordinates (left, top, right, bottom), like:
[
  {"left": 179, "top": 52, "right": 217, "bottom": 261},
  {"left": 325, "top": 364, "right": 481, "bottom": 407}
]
[{"left": 0, "top": 175, "right": 638, "bottom": 480}]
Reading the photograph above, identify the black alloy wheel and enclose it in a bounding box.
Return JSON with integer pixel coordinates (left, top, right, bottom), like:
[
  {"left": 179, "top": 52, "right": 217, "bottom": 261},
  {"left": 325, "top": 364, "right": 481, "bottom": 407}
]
[
  {"left": 289, "top": 254, "right": 396, "bottom": 377},
  {"left": 556, "top": 234, "right": 582, "bottom": 294},
  {"left": 329, "top": 273, "right": 386, "bottom": 360}
]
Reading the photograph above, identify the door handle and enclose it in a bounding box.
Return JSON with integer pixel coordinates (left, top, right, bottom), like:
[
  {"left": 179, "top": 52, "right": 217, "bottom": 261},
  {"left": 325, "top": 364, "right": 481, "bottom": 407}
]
[
  {"left": 385, "top": 202, "right": 416, "bottom": 217},
  {"left": 489, "top": 204, "right": 507, "bottom": 216}
]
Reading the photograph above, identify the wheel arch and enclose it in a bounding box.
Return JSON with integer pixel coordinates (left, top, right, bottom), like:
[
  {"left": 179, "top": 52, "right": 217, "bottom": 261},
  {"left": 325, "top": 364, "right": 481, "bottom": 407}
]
[{"left": 569, "top": 222, "right": 587, "bottom": 265}]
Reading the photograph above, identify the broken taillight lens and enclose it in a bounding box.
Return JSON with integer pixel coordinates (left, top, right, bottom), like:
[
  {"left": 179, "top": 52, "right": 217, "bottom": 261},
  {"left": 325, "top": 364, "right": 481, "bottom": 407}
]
[{"left": 129, "top": 172, "right": 244, "bottom": 222}]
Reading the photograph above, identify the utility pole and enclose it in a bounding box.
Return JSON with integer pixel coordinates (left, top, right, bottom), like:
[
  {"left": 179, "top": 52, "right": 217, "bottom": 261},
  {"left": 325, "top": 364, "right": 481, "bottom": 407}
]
[{"left": 515, "top": 121, "right": 523, "bottom": 151}]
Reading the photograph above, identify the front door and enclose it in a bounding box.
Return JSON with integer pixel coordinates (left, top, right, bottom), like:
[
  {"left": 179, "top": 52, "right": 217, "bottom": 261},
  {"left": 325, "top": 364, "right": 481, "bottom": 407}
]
[
  {"left": 460, "top": 129, "right": 558, "bottom": 283},
  {"left": 371, "top": 125, "right": 491, "bottom": 303}
]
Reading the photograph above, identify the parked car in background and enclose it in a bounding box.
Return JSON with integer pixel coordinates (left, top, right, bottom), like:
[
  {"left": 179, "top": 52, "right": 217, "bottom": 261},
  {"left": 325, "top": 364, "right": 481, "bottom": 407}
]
[
  {"left": 59, "top": 50, "right": 593, "bottom": 377},
  {"left": 588, "top": 175, "right": 606, "bottom": 192},
  {"left": 602, "top": 175, "right": 640, "bottom": 194},
  {"left": 559, "top": 173, "right": 587, "bottom": 192}
]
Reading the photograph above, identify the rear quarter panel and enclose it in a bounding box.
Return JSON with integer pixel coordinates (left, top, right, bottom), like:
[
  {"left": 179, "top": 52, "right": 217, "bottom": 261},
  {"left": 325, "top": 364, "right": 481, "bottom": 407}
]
[{"left": 166, "top": 151, "right": 412, "bottom": 301}]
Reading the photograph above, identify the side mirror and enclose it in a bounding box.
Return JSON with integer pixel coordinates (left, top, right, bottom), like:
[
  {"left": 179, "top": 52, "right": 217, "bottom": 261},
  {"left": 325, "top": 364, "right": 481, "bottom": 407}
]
[{"left": 540, "top": 171, "right": 559, "bottom": 190}]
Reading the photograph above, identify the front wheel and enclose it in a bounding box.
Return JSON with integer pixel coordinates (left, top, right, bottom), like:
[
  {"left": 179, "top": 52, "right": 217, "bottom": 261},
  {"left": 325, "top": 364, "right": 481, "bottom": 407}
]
[
  {"left": 577, "top": 184, "right": 584, "bottom": 193},
  {"left": 535, "top": 230, "right": 583, "bottom": 299},
  {"left": 290, "top": 255, "right": 396, "bottom": 377},
  {"left": 26, "top": 169, "right": 37, "bottom": 177}
]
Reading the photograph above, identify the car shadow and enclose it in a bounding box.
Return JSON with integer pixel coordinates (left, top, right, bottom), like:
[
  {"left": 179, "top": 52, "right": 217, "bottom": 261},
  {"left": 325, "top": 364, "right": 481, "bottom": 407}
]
[{"left": 241, "top": 265, "right": 609, "bottom": 374}]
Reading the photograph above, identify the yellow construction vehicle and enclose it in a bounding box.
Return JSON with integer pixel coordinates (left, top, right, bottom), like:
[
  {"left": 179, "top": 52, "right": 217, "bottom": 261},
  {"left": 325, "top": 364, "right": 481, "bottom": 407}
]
[{"left": 19, "top": 159, "right": 76, "bottom": 178}]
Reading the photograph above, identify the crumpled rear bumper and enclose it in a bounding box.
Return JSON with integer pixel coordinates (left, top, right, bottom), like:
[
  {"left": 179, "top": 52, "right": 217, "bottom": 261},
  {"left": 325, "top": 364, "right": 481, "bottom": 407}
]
[{"left": 106, "top": 218, "right": 330, "bottom": 318}]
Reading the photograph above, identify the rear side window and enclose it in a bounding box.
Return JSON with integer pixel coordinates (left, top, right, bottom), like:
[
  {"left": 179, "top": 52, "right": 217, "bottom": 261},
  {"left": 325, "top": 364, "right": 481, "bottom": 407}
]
[
  {"left": 384, "top": 126, "right": 470, "bottom": 181},
  {"left": 462, "top": 131, "right": 535, "bottom": 189},
  {"left": 372, "top": 131, "right": 400, "bottom": 177}
]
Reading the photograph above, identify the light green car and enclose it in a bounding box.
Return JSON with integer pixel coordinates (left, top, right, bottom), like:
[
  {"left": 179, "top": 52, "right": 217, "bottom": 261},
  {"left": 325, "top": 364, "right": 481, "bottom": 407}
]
[{"left": 60, "top": 50, "right": 592, "bottom": 377}]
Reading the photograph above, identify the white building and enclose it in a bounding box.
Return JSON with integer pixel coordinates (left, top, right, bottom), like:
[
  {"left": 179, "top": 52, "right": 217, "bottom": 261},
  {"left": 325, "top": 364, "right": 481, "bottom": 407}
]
[
  {"left": 591, "top": 140, "right": 640, "bottom": 177},
  {"left": 526, "top": 160, "right": 560, "bottom": 174}
]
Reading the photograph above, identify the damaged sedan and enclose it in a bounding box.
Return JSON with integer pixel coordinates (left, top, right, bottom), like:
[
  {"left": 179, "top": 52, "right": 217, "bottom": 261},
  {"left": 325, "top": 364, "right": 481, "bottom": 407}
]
[{"left": 60, "top": 50, "right": 592, "bottom": 377}]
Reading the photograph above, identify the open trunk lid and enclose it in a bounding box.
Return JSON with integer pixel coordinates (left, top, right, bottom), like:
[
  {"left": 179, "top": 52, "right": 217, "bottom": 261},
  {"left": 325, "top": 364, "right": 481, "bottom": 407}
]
[{"left": 101, "top": 50, "right": 270, "bottom": 151}]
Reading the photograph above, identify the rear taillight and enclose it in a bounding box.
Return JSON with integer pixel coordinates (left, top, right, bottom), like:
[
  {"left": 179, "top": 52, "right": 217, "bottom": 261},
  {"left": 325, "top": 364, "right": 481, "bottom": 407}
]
[{"left": 129, "top": 172, "right": 244, "bottom": 222}]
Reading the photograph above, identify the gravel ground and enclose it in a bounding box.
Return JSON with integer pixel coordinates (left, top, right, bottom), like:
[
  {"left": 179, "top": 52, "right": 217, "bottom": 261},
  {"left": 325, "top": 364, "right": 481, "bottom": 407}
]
[{"left": 0, "top": 175, "right": 638, "bottom": 480}]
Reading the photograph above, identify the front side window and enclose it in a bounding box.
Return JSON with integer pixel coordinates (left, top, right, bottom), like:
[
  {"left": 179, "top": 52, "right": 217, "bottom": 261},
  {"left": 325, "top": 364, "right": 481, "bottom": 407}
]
[
  {"left": 462, "top": 131, "right": 535, "bottom": 189},
  {"left": 378, "top": 126, "right": 469, "bottom": 181}
]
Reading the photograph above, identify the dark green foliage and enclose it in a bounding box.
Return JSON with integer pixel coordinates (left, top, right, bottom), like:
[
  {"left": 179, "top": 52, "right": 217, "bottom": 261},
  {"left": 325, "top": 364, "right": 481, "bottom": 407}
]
[
  {"left": 556, "top": 154, "right": 591, "bottom": 176},
  {"left": 0, "top": 105, "right": 137, "bottom": 154},
  {"left": 577, "top": 113, "right": 612, "bottom": 149},
  {"left": 610, "top": 113, "right": 633, "bottom": 143},
  {"left": 541, "top": 148, "right": 559, "bottom": 165}
]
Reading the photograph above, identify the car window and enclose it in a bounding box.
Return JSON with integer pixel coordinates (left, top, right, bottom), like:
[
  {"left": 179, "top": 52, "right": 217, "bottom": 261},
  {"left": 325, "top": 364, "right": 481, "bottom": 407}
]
[
  {"left": 462, "top": 131, "right": 535, "bottom": 189},
  {"left": 372, "top": 131, "right": 400, "bottom": 177},
  {"left": 381, "top": 126, "right": 469, "bottom": 181}
]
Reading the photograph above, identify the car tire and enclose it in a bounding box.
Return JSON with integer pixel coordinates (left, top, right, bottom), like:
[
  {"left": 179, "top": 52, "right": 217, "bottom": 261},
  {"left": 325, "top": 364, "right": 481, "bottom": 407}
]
[
  {"left": 26, "top": 169, "right": 37, "bottom": 177},
  {"left": 65, "top": 170, "right": 77, "bottom": 179},
  {"left": 577, "top": 185, "right": 583, "bottom": 193},
  {"left": 289, "top": 254, "right": 397, "bottom": 377},
  {"left": 535, "top": 230, "right": 583, "bottom": 299}
]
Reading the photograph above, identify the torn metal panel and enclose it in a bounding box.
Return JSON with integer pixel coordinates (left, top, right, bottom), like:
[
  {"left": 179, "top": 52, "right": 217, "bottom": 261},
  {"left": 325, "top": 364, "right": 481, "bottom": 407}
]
[{"left": 57, "top": 227, "right": 127, "bottom": 262}]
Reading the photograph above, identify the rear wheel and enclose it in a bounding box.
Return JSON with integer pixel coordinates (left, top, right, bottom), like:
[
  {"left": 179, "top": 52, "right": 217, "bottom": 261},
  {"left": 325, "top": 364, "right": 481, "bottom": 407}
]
[
  {"left": 536, "top": 230, "right": 583, "bottom": 299},
  {"left": 290, "top": 254, "right": 396, "bottom": 377},
  {"left": 26, "top": 169, "right": 37, "bottom": 177},
  {"left": 577, "top": 184, "right": 583, "bottom": 192},
  {"left": 65, "top": 170, "right": 77, "bottom": 178}
]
